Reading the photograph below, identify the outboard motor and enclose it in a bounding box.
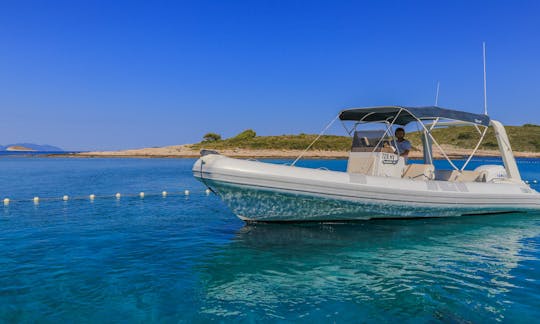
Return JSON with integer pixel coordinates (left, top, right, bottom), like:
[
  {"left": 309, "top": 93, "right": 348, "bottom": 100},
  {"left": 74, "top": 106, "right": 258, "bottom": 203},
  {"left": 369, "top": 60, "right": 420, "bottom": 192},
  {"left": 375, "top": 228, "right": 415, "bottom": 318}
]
[{"left": 474, "top": 165, "right": 507, "bottom": 182}]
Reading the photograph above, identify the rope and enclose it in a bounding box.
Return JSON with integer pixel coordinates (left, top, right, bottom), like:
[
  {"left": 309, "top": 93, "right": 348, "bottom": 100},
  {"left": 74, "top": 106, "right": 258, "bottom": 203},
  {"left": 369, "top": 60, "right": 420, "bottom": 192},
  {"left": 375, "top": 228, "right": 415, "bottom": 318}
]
[
  {"left": 461, "top": 126, "right": 489, "bottom": 171},
  {"left": 406, "top": 111, "right": 460, "bottom": 171},
  {"left": 291, "top": 114, "right": 340, "bottom": 166},
  {"left": 2, "top": 189, "right": 211, "bottom": 206}
]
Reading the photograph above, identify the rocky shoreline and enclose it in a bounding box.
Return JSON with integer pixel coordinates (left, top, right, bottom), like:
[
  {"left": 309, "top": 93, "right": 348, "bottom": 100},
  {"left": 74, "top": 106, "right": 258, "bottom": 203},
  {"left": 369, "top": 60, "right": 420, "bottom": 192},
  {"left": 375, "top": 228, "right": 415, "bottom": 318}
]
[{"left": 52, "top": 144, "right": 540, "bottom": 159}]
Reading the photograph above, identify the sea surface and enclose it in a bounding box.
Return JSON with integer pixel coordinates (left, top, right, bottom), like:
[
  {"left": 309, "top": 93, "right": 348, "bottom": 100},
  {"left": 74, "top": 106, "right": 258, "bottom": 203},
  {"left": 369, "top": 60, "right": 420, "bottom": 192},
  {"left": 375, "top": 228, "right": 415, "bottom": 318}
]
[{"left": 1, "top": 157, "right": 539, "bottom": 322}]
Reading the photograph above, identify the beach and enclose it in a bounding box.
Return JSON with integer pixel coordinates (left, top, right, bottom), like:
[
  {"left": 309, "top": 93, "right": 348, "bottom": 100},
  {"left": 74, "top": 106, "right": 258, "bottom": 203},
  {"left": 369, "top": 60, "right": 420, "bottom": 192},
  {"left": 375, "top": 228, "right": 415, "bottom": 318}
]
[{"left": 65, "top": 144, "right": 540, "bottom": 159}]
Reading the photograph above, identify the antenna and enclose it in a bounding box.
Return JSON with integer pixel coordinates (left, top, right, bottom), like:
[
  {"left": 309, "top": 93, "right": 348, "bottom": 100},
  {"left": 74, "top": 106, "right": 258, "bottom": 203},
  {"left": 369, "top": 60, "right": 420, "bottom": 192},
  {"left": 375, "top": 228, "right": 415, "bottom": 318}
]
[
  {"left": 483, "top": 41, "right": 488, "bottom": 115},
  {"left": 435, "top": 81, "right": 440, "bottom": 106}
]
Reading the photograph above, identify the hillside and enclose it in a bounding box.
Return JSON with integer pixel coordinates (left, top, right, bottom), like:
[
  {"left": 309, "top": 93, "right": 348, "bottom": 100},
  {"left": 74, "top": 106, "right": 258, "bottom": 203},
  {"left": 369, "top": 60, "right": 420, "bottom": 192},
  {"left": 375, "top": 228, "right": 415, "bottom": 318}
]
[
  {"left": 408, "top": 124, "right": 540, "bottom": 152},
  {"left": 73, "top": 124, "right": 540, "bottom": 159},
  {"left": 193, "top": 131, "right": 351, "bottom": 151},
  {"left": 193, "top": 125, "right": 540, "bottom": 153}
]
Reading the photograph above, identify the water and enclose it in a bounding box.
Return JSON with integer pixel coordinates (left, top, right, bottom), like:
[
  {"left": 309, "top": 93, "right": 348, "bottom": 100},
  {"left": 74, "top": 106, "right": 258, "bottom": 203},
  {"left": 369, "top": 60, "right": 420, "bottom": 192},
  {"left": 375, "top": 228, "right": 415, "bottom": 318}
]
[{"left": 1, "top": 157, "right": 540, "bottom": 322}]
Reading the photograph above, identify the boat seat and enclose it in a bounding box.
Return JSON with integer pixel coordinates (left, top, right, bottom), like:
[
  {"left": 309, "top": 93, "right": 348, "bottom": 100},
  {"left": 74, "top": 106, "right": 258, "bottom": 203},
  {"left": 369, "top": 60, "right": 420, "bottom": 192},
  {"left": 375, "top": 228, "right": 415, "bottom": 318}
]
[
  {"left": 362, "top": 137, "right": 370, "bottom": 146},
  {"left": 452, "top": 170, "right": 481, "bottom": 182},
  {"left": 402, "top": 164, "right": 435, "bottom": 181},
  {"left": 435, "top": 170, "right": 481, "bottom": 182}
]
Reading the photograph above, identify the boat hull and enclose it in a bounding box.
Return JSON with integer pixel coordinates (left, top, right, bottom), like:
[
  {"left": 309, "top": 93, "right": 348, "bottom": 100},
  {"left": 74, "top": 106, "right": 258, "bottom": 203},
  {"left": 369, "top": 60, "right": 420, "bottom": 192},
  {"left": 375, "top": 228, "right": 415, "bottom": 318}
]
[{"left": 193, "top": 154, "right": 540, "bottom": 222}]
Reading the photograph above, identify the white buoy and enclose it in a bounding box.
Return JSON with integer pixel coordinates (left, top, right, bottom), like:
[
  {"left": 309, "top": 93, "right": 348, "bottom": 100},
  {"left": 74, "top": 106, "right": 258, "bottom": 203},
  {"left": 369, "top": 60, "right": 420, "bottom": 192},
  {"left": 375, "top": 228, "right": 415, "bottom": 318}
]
[
  {"left": 33, "top": 197, "right": 39, "bottom": 204},
  {"left": 184, "top": 189, "right": 190, "bottom": 195},
  {"left": 139, "top": 192, "right": 145, "bottom": 198},
  {"left": 89, "top": 194, "right": 95, "bottom": 200},
  {"left": 534, "top": 180, "right": 538, "bottom": 184},
  {"left": 162, "top": 191, "right": 167, "bottom": 197},
  {"left": 115, "top": 193, "right": 121, "bottom": 199},
  {"left": 63, "top": 195, "right": 69, "bottom": 201},
  {"left": 205, "top": 189, "right": 211, "bottom": 195},
  {"left": 3, "top": 198, "right": 9, "bottom": 206}
]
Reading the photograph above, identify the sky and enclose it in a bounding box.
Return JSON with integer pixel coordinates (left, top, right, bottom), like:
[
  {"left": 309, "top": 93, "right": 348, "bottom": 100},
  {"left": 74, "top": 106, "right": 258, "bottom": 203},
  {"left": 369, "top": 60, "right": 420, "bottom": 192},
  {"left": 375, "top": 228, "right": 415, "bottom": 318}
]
[{"left": 0, "top": 0, "right": 539, "bottom": 150}]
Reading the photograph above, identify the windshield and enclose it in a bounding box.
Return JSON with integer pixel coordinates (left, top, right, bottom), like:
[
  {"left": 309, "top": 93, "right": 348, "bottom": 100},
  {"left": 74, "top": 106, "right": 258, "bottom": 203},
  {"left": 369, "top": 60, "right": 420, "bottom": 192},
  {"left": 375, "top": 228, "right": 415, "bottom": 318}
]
[{"left": 351, "top": 130, "right": 396, "bottom": 153}]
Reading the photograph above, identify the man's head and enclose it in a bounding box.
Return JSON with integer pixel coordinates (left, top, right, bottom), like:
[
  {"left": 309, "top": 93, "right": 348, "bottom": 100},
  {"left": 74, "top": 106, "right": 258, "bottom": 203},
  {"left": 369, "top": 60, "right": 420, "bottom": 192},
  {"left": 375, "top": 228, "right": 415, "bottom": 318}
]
[{"left": 395, "top": 127, "right": 405, "bottom": 140}]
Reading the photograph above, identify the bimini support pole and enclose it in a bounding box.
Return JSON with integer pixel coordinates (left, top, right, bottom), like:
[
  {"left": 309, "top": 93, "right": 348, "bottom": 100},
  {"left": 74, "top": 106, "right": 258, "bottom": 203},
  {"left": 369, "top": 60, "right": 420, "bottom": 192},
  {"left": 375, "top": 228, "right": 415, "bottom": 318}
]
[
  {"left": 421, "top": 130, "right": 433, "bottom": 165},
  {"left": 491, "top": 120, "right": 522, "bottom": 181}
]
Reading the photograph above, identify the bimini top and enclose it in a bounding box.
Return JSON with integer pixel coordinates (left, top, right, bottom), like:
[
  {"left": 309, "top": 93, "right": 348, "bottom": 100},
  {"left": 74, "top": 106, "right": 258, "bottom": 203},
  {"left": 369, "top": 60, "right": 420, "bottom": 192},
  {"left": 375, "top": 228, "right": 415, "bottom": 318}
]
[{"left": 339, "top": 106, "right": 490, "bottom": 127}]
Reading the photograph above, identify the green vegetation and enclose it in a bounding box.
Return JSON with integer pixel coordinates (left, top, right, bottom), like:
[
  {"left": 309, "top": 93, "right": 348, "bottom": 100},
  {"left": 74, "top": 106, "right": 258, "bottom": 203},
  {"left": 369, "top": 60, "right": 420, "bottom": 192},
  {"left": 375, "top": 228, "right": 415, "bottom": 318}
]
[
  {"left": 407, "top": 125, "right": 540, "bottom": 152},
  {"left": 192, "top": 125, "right": 540, "bottom": 152},
  {"left": 202, "top": 132, "right": 222, "bottom": 142},
  {"left": 232, "top": 129, "right": 256, "bottom": 141},
  {"left": 193, "top": 131, "right": 351, "bottom": 151}
]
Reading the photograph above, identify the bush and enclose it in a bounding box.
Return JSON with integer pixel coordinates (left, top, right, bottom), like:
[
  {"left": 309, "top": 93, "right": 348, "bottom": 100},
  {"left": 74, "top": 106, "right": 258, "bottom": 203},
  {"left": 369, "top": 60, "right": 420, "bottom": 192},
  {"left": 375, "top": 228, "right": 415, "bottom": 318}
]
[
  {"left": 232, "top": 129, "right": 257, "bottom": 141},
  {"left": 457, "top": 133, "right": 472, "bottom": 140},
  {"left": 202, "top": 132, "right": 221, "bottom": 142},
  {"left": 483, "top": 141, "right": 498, "bottom": 148}
]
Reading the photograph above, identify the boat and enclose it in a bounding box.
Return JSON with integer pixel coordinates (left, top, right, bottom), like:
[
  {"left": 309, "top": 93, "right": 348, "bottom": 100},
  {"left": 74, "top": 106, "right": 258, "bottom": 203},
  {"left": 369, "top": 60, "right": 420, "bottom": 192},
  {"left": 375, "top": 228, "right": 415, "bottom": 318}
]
[{"left": 192, "top": 106, "right": 540, "bottom": 222}]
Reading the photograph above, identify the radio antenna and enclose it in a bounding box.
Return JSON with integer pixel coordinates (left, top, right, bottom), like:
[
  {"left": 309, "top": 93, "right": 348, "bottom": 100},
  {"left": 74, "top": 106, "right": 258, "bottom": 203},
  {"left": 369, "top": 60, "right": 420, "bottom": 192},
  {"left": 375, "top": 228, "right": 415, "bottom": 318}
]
[
  {"left": 435, "top": 81, "right": 440, "bottom": 106},
  {"left": 483, "top": 41, "right": 488, "bottom": 115}
]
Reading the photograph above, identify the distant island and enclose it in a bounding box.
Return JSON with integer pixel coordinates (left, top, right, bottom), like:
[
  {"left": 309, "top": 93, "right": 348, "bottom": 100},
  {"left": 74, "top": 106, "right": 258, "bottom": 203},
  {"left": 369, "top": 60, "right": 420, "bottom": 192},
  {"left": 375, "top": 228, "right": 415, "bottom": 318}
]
[
  {"left": 6, "top": 145, "right": 35, "bottom": 151},
  {"left": 0, "top": 143, "right": 63, "bottom": 152},
  {"left": 68, "top": 124, "right": 540, "bottom": 159}
]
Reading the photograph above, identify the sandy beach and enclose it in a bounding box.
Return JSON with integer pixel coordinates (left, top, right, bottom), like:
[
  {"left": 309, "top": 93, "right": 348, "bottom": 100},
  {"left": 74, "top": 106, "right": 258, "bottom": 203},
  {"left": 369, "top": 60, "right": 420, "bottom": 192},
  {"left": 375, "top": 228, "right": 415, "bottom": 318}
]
[{"left": 64, "top": 144, "right": 540, "bottom": 159}]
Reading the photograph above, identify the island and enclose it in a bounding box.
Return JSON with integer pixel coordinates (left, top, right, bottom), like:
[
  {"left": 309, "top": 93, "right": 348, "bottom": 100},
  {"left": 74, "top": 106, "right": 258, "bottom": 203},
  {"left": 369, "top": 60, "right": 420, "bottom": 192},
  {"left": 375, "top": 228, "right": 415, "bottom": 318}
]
[
  {"left": 6, "top": 145, "right": 36, "bottom": 151},
  {"left": 0, "top": 143, "right": 63, "bottom": 152},
  {"left": 68, "top": 125, "right": 540, "bottom": 159}
]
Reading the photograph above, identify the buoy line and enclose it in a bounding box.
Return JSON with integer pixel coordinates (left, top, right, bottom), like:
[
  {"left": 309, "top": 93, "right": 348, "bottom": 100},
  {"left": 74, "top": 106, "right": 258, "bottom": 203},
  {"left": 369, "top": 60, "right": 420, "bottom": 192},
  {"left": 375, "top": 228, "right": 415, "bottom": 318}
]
[
  {"left": 2, "top": 181, "right": 539, "bottom": 206},
  {"left": 3, "top": 188, "right": 213, "bottom": 206}
]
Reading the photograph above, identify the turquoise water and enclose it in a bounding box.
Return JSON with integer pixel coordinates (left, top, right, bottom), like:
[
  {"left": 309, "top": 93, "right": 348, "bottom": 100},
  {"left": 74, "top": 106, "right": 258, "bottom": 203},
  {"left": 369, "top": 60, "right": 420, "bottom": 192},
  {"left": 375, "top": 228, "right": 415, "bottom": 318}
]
[{"left": 1, "top": 157, "right": 540, "bottom": 322}]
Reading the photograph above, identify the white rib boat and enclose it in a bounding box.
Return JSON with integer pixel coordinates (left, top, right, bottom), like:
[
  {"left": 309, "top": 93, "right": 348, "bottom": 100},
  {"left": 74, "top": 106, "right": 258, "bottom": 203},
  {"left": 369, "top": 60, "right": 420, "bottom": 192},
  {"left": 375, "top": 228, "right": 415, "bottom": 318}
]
[{"left": 193, "top": 106, "right": 540, "bottom": 222}]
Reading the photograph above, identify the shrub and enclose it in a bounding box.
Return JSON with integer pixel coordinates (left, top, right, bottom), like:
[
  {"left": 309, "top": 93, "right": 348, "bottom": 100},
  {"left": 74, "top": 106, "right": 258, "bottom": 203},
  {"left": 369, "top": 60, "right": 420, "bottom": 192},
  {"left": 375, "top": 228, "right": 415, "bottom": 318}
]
[
  {"left": 457, "top": 133, "right": 472, "bottom": 140},
  {"left": 483, "top": 141, "right": 498, "bottom": 148},
  {"left": 232, "top": 129, "right": 257, "bottom": 141},
  {"left": 202, "top": 132, "right": 221, "bottom": 142}
]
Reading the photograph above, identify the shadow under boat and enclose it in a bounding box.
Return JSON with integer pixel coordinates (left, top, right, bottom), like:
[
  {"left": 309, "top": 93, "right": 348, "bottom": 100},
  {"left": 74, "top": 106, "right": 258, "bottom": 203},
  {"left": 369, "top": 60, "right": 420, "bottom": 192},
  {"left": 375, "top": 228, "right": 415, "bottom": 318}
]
[{"left": 232, "top": 212, "right": 539, "bottom": 246}]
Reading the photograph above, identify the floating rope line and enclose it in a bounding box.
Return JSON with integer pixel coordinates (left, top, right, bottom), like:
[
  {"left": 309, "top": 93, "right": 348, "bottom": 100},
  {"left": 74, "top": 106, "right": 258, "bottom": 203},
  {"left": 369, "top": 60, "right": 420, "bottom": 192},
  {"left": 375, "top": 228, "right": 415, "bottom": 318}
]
[
  {"left": 2, "top": 180, "right": 538, "bottom": 207},
  {"left": 2, "top": 188, "right": 213, "bottom": 206}
]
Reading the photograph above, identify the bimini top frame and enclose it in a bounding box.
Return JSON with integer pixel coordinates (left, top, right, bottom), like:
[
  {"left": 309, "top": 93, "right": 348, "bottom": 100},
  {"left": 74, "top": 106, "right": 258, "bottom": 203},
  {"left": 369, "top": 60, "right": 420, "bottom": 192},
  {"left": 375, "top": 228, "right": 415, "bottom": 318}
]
[
  {"left": 339, "top": 106, "right": 490, "bottom": 127},
  {"left": 293, "top": 105, "right": 521, "bottom": 182},
  {"left": 339, "top": 106, "right": 491, "bottom": 172}
]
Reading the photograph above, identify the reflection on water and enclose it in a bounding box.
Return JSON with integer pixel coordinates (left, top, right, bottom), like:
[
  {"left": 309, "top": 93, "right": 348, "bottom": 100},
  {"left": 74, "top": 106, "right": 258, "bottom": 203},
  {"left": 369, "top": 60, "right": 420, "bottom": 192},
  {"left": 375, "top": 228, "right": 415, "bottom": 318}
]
[
  {"left": 198, "top": 214, "right": 540, "bottom": 322},
  {"left": 1, "top": 157, "right": 540, "bottom": 322}
]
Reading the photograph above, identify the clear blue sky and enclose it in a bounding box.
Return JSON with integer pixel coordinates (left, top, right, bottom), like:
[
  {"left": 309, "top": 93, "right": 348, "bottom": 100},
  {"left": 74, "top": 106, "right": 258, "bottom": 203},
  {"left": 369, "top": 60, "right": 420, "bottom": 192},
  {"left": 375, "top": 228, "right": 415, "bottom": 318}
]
[{"left": 1, "top": 0, "right": 539, "bottom": 150}]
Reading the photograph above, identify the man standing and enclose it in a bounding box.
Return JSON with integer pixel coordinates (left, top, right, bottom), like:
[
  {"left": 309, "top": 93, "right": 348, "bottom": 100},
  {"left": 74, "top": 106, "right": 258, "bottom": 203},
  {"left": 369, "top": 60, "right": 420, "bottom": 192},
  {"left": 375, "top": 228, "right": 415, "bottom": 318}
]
[{"left": 394, "top": 127, "right": 411, "bottom": 161}]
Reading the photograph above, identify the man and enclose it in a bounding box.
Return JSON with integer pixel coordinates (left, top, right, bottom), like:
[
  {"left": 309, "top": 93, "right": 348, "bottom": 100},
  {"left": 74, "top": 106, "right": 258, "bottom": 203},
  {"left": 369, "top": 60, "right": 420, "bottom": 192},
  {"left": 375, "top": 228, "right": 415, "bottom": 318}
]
[{"left": 394, "top": 127, "right": 411, "bottom": 161}]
